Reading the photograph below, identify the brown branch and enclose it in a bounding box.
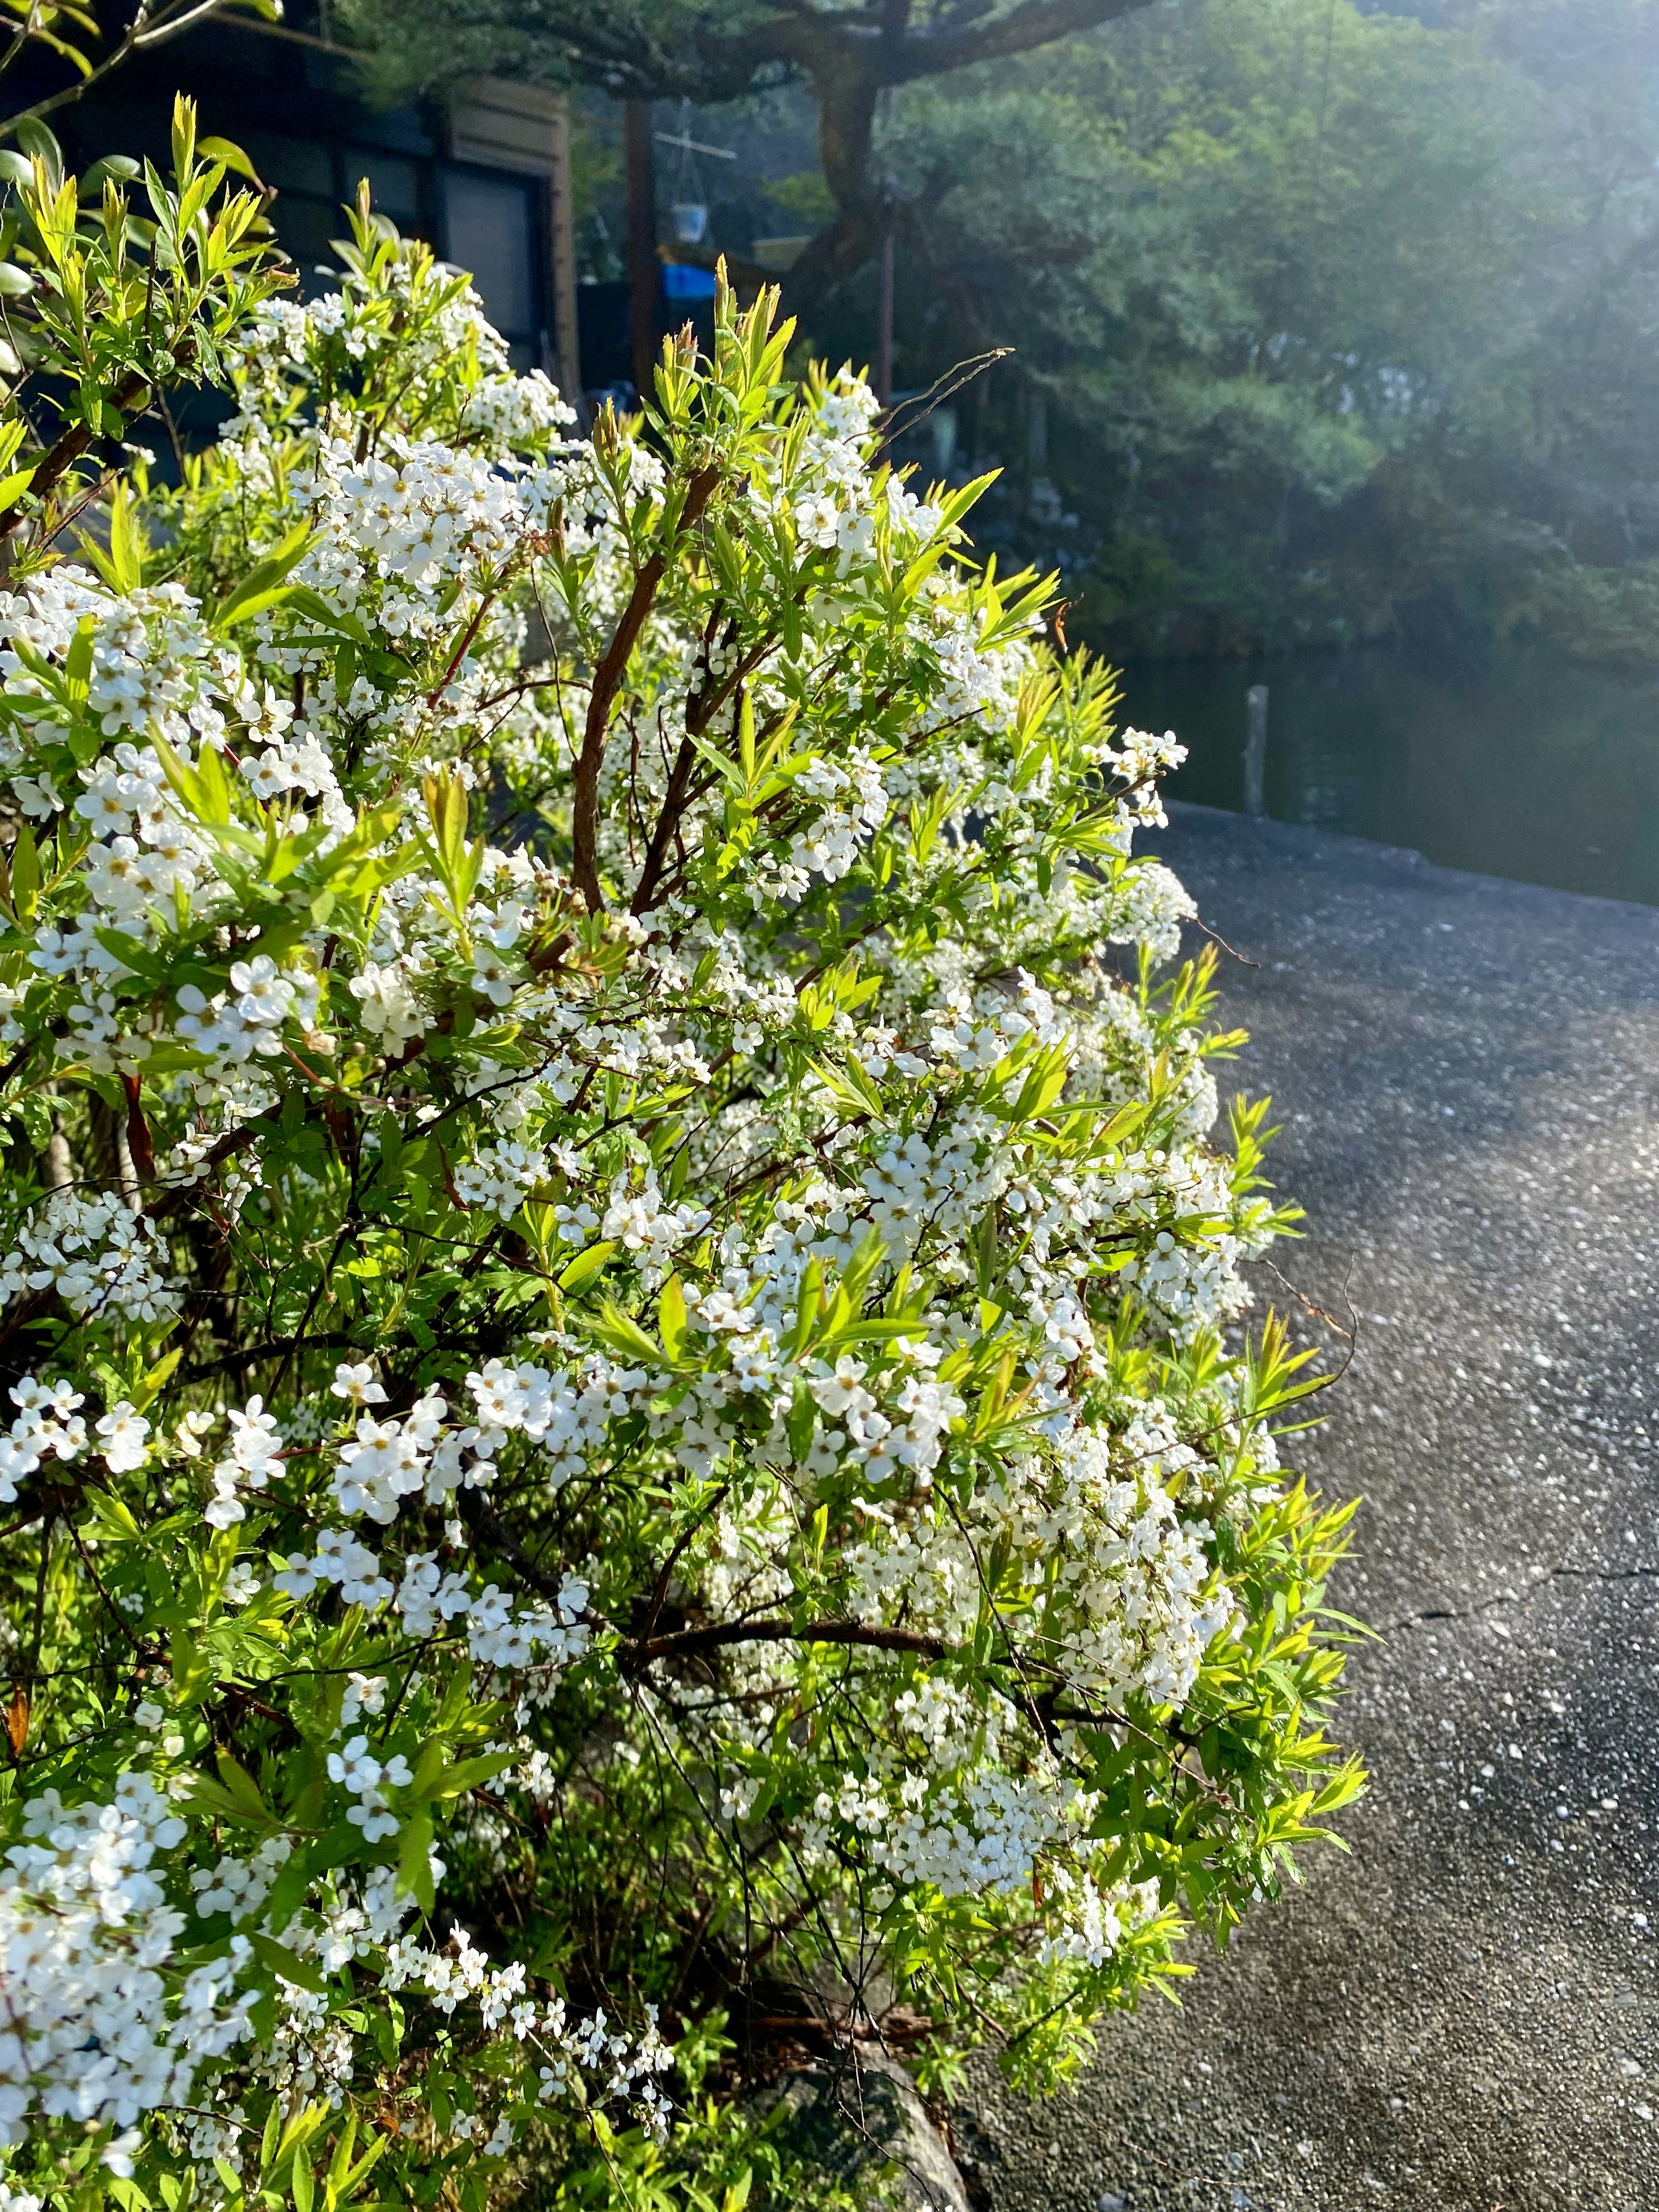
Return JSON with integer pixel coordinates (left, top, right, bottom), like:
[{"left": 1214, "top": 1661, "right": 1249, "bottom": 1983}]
[
  {"left": 0, "top": 0, "right": 257, "bottom": 142},
  {"left": 121, "top": 1074, "right": 156, "bottom": 1185},
  {"left": 456, "top": 1484, "right": 575, "bottom": 1607},
  {"left": 0, "top": 370, "right": 150, "bottom": 538},
  {"left": 460, "top": 1487, "right": 949, "bottom": 1669},
  {"left": 145, "top": 1124, "right": 259, "bottom": 1222},
  {"left": 629, "top": 734, "right": 700, "bottom": 918},
  {"left": 426, "top": 584, "right": 504, "bottom": 709},
  {"left": 64, "top": 1511, "right": 159, "bottom": 1662},
  {"left": 629, "top": 1617, "right": 949, "bottom": 1667},
  {"left": 570, "top": 464, "right": 721, "bottom": 913},
  {"left": 635, "top": 1482, "right": 730, "bottom": 1649},
  {"left": 883, "top": 0, "right": 1155, "bottom": 81},
  {"left": 878, "top": 346, "right": 1012, "bottom": 446}
]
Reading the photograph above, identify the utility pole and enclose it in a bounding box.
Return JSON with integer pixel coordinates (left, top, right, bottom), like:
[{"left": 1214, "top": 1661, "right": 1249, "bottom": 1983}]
[
  {"left": 548, "top": 94, "right": 582, "bottom": 413},
  {"left": 875, "top": 219, "right": 895, "bottom": 405},
  {"left": 623, "top": 99, "right": 658, "bottom": 406}
]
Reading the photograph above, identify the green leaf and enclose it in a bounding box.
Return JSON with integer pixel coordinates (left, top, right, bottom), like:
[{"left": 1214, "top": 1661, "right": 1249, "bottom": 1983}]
[
  {"left": 396, "top": 1804, "right": 435, "bottom": 1911},
  {"left": 198, "top": 135, "right": 263, "bottom": 187},
  {"left": 325, "top": 2118, "right": 359, "bottom": 2198},
  {"left": 10, "top": 823, "right": 39, "bottom": 922},
  {"left": 79, "top": 153, "right": 141, "bottom": 195},
  {"left": 213, "top": 521, "right": 313, "bottom": 629},
  {"left": 788, "top": 1379, "right": 816, "bottom": 1462},
  {"left": 593, "top": 1300, "right": 663, "bottom": 1367},
  {"left": 420, "top": 1751, "right": 515, "bottom": 1802},
  {"left": 80, "top": 1487, "right": 140, "bottom": 1544},
  {"left": 658, "top": 1272, "right": 687, "bottom": 1361},
  {"left": 63, "top": 617, "right": 94, "bottom": 692},
  {"left": 216, "top": 1748, "right": 269, "bottom": 1818},
  {"left": 249, "top": 1932, "right": 326, "bottom": 1993},
  {"left": 184, "top": 1773, "right": 274, "bottom": 1827},
  {"left": 338, "top": 2135, "right": 388, "bottom": 2203},
  {"left": 556, "top": 1238, "right": 615, "bottom": 1293},
  {"left": 94, "top": 927, "right": 165, "bottom": 980}
]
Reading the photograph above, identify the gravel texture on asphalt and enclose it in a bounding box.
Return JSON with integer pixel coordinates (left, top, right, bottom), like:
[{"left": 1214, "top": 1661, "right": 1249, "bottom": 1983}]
[{"left": 963, "top": 802, "right": 1659, "bottom": 2212}]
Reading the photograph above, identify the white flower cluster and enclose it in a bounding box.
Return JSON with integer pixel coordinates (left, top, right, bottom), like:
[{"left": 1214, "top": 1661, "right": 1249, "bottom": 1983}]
[
  {"left": 225, "top": 268, "right": 572, "bottom": 467},
  {"left": 598, "top": 1171, "right": 711, "bottom": 1289},
  {"left": 0, "top": 1191, "right": 178, "bottom": 1324},
  {"left": 1103, "top": 727, "right": 1189, "bottom": 823},
  {"left": 274, "top": 1527, "right": 394, "bottom": 1608},
  {"left": 463, "top": 1572, "right": 589, "bottom": 1672},
  {"left": 461, "top": 369, "right": 576, "bottom": 446},
  {"left": 380, "top": 1931, "right": 673, "bottom": 2139},
  {"left": 0, "top": 572, "right": 227, "bottom": 758},
  {"left": 242, "top": 1360, "right": 599, "bottom": 1699},
  {"left": 0, "top": 1376, "right": 86, "bottom": 1501},
  {"left": 190, "top": 1835, "right": 292, "bottom": 1921},
  {"left": 454, "top": 1139, "right": 547, "bottom": 1220},
  {"left": 1037, "top": 1872, "right": 1163, "bottom": 1969},
  {"left": 0, "top": 1779, "right": 253, "bottom": 2143},
  {"left": 176, "top": 956, "right": 326, "bottom": 1072},
  {"left": 815, "top": 1750, "right": 1095, "bottom": 1902},
  {"left": 205, "top": 1394, "right": 283, "bottom": 1529},
  {"left": 327, "top": 1736, "right": 414, "bottom": 1843},
  {"left": 783, "top": 747, "right": 890, "bottom": 890},
  {"left": 296, "top": 435, "right": 523, "bottom": 621}
]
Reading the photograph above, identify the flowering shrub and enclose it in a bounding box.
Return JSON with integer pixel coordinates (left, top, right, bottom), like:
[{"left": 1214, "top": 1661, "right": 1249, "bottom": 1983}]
[{"left": 0, "top": 134, "right": 1366, "bottom": 2212}]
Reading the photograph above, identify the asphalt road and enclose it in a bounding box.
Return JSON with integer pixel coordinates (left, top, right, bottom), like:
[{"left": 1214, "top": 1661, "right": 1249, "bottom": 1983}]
[{"left": 964, "top": 803, "right": 1659, "bottom": 2212}]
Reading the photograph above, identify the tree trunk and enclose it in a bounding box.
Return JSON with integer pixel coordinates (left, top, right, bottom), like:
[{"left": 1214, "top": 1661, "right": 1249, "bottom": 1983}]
[
  {"left": 781, "top": 202, "right": 881, "bottom": 329},
  {"left": 767, "top": 0, "right": 1160, "bottom": 327}
]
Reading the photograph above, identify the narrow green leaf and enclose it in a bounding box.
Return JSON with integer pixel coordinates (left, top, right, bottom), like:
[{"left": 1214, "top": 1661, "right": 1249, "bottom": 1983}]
[{"left": 248, "top": 1932, "right": 327, "bottom": 1993}]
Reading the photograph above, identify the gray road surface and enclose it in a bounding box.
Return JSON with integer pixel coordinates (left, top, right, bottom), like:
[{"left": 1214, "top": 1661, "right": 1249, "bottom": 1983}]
[{"left": 965, "top": 803, "right": 1659, "bottom": 2212}]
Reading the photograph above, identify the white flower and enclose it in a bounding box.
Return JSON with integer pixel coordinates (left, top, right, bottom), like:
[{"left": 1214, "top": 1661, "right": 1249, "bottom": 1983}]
[
  {"left": 101, "top": 2129, "right": 143, "bottom": 2178},
  {"left": 274, "top": 1551, "right": 321, "bottom": 1599},
  {"left": 328, "top": 1735, "right": 382, "bottom": 1793},
  {"left": 342, "top": 1671, "right": 386, "bottom": 1724},
  {"left": 332, "top": 1360, "right": 388, "bottom": 1408},
  {"left": 96, "top": 1400, "right": 150, "bottom": 1473}
]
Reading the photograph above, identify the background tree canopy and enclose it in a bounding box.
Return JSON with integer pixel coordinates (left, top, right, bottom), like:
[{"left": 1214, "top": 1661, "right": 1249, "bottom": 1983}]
[
  {"left": 861, "top": 0, "right": 1659, "bottom": 660},
  {"left": 874, "top": 0, "right": 1547, "bottom": 655},
  {"left": 341, "top": 0, "right": 1659, "bottom": 660}
]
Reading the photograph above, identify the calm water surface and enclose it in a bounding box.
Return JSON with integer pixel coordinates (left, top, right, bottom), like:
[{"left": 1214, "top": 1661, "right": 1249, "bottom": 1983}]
[{"left": 1118, "top": 644, "right": 1659, "bottom": 906}]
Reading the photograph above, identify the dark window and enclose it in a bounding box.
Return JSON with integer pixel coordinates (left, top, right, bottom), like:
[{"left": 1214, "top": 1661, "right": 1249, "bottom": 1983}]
[
  {"left": 242, "top": 130, "right": 334, "bottom": 197},
  {"left": 275, "top": 196, "right": 345, "bottom": 283},
  {"left": 442, "top": 168, "right": 541, "bottom": 365},
  {"left": 345, "top": 151, "right": 424, "bottom": 228}
]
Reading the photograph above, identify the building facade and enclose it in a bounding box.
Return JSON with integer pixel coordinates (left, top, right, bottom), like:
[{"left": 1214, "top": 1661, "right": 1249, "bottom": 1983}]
[{"left": 40, "top": 3, "right": 586, "bottom": 396}]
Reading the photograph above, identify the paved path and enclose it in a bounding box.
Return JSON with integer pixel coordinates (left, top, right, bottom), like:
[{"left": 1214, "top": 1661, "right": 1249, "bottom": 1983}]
[{"left": 966, "top": 804, "right": 1659, "bottom": 2212}]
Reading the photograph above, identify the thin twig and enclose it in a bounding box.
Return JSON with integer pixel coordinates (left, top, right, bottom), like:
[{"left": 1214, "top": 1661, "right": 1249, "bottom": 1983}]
[{"left": 877, "top": 346, "right": 1012, "bottom": 446}]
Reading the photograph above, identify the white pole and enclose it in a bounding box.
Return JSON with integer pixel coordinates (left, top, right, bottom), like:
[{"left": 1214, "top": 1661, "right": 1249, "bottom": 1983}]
[{"left": 1244, "top": 683, "right": 1268, "bottom": 817}]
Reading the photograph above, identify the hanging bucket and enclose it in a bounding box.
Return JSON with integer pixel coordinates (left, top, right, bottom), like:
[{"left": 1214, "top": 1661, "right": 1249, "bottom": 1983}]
[{"left": 671, "top": 203, "right": 708, "bottom": 246}]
